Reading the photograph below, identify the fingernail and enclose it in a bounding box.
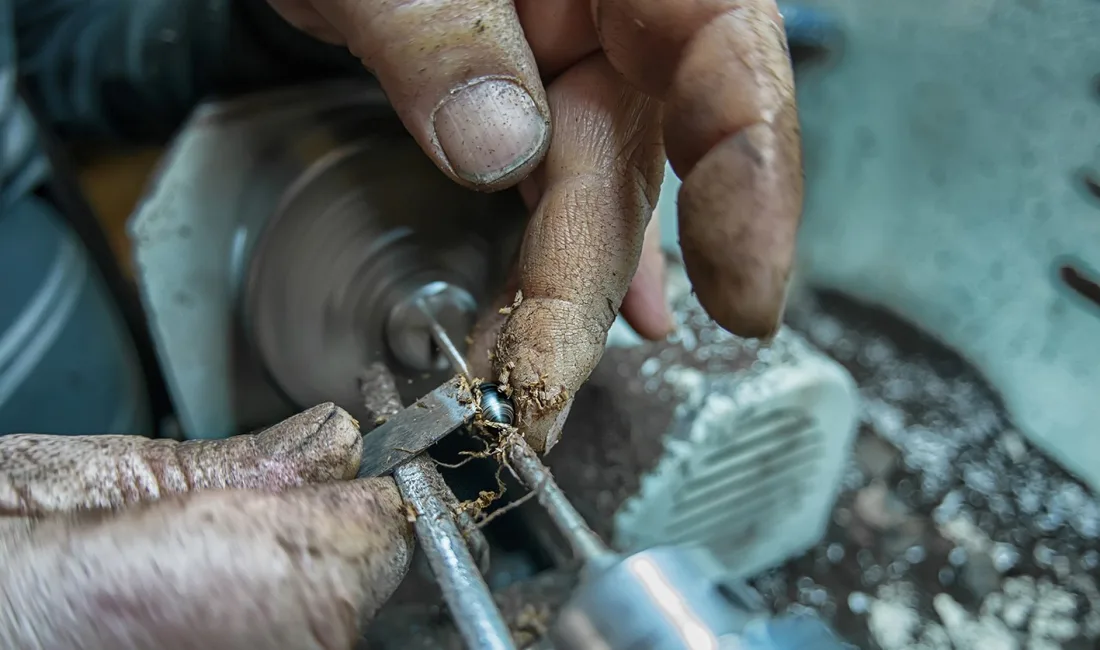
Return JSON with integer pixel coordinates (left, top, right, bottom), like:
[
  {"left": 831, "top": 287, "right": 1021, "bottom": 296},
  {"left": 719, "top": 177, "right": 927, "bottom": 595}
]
[{"left": 433, "top": 79, "right": 548, "bottom": 185}]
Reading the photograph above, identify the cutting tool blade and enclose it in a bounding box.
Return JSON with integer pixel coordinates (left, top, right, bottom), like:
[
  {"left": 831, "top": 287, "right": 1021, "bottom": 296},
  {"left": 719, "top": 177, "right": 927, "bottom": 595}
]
[{"left": 356, "top": 376, "right": 477, "bottom": 478}]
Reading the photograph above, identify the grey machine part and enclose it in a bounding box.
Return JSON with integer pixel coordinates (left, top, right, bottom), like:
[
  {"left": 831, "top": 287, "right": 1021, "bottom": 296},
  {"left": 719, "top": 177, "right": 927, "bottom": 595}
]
[
  {"left": 129, "top": 80, "right": 524, "bottom": 438},
  {"left": 550, "top": 545, "right": 853, "bottom": 650},
  {"left": 394, "top": 454, "right": 515, "bottom": 650},
  {"left": 355, "top": 374, "right": 477, "bottom": 479}
]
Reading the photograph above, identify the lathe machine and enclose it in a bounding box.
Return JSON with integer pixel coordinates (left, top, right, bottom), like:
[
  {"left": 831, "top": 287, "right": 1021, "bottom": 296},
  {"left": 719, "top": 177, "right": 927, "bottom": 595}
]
[{"left": 120, "top": 0, "right": 1100, "bottom": 646}]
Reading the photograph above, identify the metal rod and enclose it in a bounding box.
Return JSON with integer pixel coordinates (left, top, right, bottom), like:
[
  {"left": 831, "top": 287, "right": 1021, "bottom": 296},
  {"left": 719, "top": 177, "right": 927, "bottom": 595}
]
[
  {"left": 416, "top": 298, "right": 471, "bottom": 379},
  {"left": 394, "top": 456, "right": 516, "bottom": 650},
  {"left": 361, "top": 363, "right": 513, "bottom": 650},
  {"left": 504, "top": 437, "right": 615, "bottom": 569},
  {"left": 433, "top": 469, "right": 492, "bottom": 574}
]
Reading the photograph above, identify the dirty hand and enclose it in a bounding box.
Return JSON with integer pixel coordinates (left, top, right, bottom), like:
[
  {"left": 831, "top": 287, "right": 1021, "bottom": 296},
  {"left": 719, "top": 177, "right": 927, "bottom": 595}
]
[
  {"left": 269, "top": 0, "right": 802, "bottom": 451},
  {"left": 0, "top": 405, "right": 413, "bottom": 650}
]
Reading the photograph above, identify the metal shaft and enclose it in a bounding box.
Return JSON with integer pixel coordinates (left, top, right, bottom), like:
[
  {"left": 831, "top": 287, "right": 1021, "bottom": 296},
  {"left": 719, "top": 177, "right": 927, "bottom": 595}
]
[
  {"left": 393, "top": 457, "right": 516, "bottom": 650},
  {"left": 363, "top": 364, "right": 515, "bottom": 650},
  {"left": 417, "top": 297, "right": 471, "bottom": 379},
  {"left": 505, "top": 437, "right": 615, "bottom": 569}
]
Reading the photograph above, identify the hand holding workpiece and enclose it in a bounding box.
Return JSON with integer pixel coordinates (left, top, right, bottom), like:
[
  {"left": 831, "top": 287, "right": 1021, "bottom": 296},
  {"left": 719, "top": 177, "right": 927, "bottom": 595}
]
[
  {"left": 268, "top": 0, "right": 802, "bottom": 452},
  {"left": 0, "top": 405, "right": 412, "bottom": 650}
]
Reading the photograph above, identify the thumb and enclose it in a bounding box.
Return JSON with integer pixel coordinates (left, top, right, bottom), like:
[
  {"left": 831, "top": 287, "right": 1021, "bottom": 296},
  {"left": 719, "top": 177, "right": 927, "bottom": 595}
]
[
  {"left": 0, "top": 478, "right": 413, "bottom": 650},
  {"left": 0, "top": 403, "right": 363, "bottom": 517},
  {"left": 269, "top": 0, "right": 550, "bottom": 190}
]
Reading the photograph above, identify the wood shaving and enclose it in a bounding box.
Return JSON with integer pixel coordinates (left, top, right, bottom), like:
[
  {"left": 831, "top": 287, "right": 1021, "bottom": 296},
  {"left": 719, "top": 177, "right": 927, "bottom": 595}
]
[
  {"left": 498, "top": 361, "right": 514, "bottom": 391},
  {"left": 511, "top": 603, "right": 552, "bottom": 649},
  {"left": 511, "top": 374, "right": 570, "bottom": 417},
  {"left": 497, "top": 290, "right": 524, "bottom": 316},
  {"left": 476, "top": 489, "right": 538, "bottom": 529}
]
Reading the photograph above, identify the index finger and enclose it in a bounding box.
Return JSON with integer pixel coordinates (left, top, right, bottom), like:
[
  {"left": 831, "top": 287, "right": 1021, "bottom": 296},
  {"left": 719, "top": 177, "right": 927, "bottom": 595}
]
[
  {"left": 493, "top": 54, "right": 664, "bottom": 452},
  {"left": 597, "top": 0, "right": 802, "bottom": 337}
]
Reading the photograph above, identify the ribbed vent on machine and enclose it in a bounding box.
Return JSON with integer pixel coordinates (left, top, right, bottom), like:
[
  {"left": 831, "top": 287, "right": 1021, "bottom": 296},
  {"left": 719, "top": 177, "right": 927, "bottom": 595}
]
[{"left": 656, "top": 407, "right": 822, "bottom": 560}]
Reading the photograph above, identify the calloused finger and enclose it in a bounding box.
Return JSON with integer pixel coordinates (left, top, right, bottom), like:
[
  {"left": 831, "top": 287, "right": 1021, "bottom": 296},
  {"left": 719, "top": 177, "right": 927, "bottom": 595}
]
[
  {"left": 270, "top": 0, "right": 550, "bottom": 190},
  {"left": 0, "top": 403, "right": 362, "bottom": 517},
  {"left": 493, "top": 54, "right": 665, "bottom": 452},
  {"left": 0, "top": 478, "right": 412, "bottom": 650},
  {"left": 595, "top": 0, "right": 801, "bottom": 337}
]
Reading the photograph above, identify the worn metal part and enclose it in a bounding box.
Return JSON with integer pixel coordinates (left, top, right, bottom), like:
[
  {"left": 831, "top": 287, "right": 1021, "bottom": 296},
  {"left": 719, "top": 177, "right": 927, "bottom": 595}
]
[
  {"left": 476, "top": 383, "right": 514, "bottom": 427},
  {"left": 362, "top": 362, "right": 491, "bottom": 572},
  {"left": 395, "top": 455, "right": 517, "bottom": 650},
  {"left": 387, "top": 281, "right": 477, "bottom": 375},
  {"left": 356, "top": 375, "right": 477, "bottom": 479},
  {"left": 359, "top": 364, "right": 489, "bottom": 572},
  {"left": 437, "top": 473, "right": 493, "bottom": 576}
]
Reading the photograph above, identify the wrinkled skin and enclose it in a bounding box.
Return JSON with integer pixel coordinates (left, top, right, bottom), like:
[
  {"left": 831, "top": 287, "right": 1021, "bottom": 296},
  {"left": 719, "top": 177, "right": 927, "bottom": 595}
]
[
  {"left": 0, "top": 404, "right": 413, "bottom": 650},
  {"left": 268, "top": 0, "right": 803, "bottom": 452}
]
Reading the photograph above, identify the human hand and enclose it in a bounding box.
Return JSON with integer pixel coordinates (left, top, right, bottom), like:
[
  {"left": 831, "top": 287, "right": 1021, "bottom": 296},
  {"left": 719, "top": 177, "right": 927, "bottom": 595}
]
[
  {"left": 267, "top": 0, "right": 801, "bottom": 451},
  {"left": 0, "top": 405, "right": 413, "bottom": 650}
]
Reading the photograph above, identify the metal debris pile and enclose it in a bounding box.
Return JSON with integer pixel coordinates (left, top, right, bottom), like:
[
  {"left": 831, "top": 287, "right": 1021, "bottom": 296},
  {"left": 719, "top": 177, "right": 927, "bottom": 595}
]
[{"left": 752, "top": 290, "right": 1100, "bottom": 649}]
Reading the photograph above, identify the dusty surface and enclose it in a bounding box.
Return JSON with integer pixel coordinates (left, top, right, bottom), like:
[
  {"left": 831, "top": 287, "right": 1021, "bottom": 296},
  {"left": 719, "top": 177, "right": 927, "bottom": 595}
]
[{"left": 755, "top": 290, "right": 1100, "bottom": 650}]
